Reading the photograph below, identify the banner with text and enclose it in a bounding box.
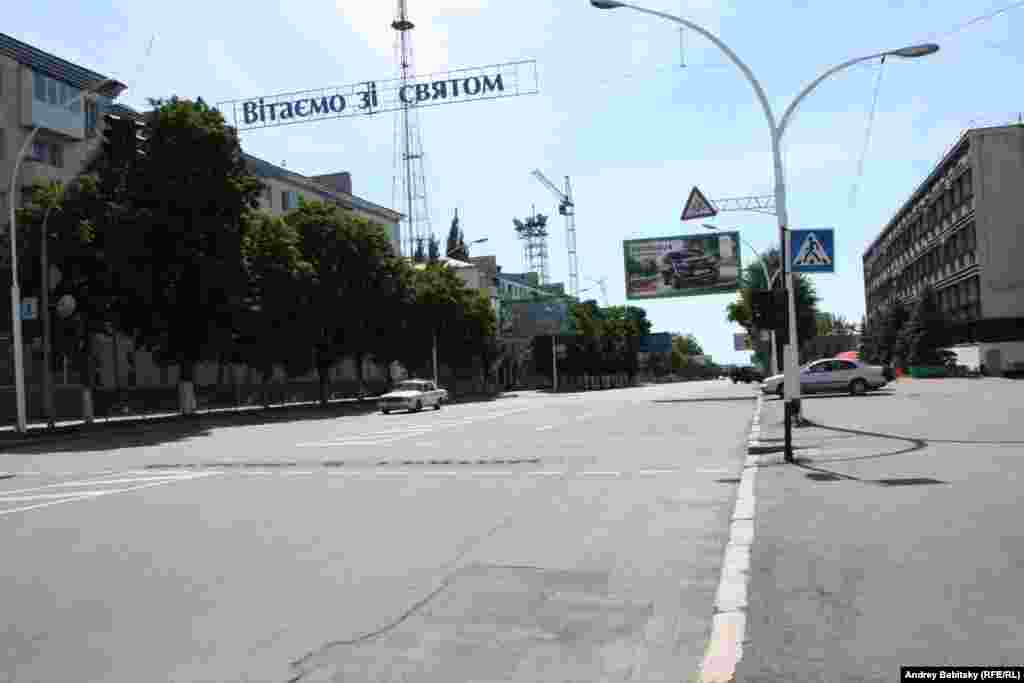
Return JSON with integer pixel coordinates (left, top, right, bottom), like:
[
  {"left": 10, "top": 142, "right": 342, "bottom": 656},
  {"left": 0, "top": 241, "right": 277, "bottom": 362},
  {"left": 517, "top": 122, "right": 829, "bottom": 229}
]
[{"left": 218, "top": 60, "right": 539, "bottom": 131}]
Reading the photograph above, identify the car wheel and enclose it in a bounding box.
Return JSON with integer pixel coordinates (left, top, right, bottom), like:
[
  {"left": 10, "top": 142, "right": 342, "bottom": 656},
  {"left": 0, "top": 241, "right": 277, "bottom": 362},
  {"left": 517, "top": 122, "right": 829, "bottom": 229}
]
[
  {"left": 775, "top": 385, "right": 784, "bottom": 399},
  {"left": 434, "top": 399, "right": 442, "bottom": 411},
  {"left": 381, "top": 409, "right": 389, "bottom": 415},
  {"left": 414, "top": 400, "right": 422, "bottom": 412},
  {"left": 849, "top": 378, "right": 868, "bottom": 396}
]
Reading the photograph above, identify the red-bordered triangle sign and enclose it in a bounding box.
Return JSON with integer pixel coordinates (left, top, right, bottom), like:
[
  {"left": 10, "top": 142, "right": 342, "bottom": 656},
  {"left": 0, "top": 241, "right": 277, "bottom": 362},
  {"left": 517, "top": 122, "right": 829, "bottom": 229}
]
[{"left": 681, "top": 186, "right": 717, "bottom": 221}]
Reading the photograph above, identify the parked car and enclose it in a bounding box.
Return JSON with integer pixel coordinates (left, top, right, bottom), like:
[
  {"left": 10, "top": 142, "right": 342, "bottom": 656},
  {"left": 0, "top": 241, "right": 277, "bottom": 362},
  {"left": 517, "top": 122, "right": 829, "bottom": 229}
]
[
  {"left": 378, "top": 380, "right": 448, "bottom": 414},
  {"left": 761, "top": 358, "right": 890, "bottom": 397},
  {"left": 661, "top": 246, "right": 719, "bottom": 288}
]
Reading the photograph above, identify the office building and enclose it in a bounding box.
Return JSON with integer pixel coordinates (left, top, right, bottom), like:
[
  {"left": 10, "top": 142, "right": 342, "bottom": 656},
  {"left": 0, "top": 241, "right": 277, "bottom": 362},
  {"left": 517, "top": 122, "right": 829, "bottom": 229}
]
[{"left": 862, "top": 124, "right": 1024, "bottom": 374}]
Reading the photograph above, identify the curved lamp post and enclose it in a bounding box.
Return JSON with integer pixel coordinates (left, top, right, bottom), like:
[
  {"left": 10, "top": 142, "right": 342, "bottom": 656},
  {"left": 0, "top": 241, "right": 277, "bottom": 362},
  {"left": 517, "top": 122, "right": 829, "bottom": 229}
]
[
  {"left": 589, "top": 0, "right": 937, "bottom": 435},
  {"left": 8, "top": 77, "right": 126, "bottom": 432}
]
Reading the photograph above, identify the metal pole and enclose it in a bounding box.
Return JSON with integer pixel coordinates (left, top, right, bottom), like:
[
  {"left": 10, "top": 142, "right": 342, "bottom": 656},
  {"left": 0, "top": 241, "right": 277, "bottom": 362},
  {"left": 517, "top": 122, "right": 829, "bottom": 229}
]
[
  {"left": 432, "top": 329, "right": 438, "bottom": 386},
  {"left": 40, "top": 204, "right": 55, "bottom": 428},
  {"left": 8, "top": 127, "right": 45, "bottom": 433}
]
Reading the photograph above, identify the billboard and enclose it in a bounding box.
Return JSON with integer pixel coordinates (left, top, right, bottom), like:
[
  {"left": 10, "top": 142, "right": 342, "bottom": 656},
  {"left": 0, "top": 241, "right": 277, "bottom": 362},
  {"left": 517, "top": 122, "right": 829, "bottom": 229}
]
[
  {"left": 623, "top": 232, "right": 741, "bottom": 300},
  {"left": 502, "top": 300, "right": 572, "bottom": 339}
]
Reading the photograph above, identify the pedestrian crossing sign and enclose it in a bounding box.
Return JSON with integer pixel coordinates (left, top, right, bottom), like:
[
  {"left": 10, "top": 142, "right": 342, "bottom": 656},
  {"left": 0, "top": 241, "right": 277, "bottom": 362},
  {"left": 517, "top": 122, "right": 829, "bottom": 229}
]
[{"left": 789, "top": 228, "right": 835, "bottom": 273}]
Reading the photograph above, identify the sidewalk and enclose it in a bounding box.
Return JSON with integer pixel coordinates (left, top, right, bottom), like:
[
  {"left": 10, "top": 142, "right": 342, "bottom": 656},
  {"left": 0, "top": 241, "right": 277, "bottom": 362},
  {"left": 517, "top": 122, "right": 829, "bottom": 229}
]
[{"left": 737, "top": 385, "right": 1024, "bottom": 681}]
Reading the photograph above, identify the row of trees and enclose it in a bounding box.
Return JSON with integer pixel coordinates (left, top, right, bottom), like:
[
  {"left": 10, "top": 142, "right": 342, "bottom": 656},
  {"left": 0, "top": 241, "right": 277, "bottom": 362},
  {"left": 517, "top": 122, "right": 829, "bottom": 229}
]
[
  {"left": 530, "top": 302, "right": 652, "bottom": 379},
  {"left": 859, "top": 287, "right": 952, "bottom": 368},
  {"left": 6, "top": 96, "right": 496, "bottom": 415}
]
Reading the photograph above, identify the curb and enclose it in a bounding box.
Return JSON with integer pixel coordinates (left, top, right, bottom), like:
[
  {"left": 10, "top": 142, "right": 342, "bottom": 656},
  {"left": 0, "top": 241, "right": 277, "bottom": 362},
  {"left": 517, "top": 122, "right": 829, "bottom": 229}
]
[{"left": 697, "top": 394, "right": 763, "bottom": 683}]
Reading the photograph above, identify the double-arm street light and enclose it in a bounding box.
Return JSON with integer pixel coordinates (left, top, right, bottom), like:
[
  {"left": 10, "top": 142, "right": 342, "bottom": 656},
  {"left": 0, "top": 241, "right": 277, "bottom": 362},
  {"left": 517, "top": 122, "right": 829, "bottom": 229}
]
[
  {"left": 8, "top": 77, "right": 126, "bottom": 432},
  {"left": 590, "top": 0, "right": 937, "bottom": 454},
  {"left": 703, "top": 223, "right": 780, "bottom": 375}
]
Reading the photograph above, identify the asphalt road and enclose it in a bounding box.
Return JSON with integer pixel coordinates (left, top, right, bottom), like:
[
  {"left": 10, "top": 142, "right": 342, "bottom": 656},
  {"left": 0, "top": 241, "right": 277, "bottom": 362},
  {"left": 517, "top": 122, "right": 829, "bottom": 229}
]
[{"left": 0, "top": 380, "right": 757, "bottom": 683}]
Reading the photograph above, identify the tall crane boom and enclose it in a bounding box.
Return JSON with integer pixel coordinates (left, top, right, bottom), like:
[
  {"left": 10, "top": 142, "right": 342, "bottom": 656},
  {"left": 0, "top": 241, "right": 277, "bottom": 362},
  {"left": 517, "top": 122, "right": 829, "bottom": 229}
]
[{"left": 531, "top": 169, "right": 579, "bottom": 299}]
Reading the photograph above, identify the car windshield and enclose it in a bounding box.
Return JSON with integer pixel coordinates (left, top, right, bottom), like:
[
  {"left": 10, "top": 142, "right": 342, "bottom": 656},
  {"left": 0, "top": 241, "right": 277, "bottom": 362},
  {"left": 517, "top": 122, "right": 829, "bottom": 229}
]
[{"left": 396, "top": 382, "right": 428, "bottom": 392}]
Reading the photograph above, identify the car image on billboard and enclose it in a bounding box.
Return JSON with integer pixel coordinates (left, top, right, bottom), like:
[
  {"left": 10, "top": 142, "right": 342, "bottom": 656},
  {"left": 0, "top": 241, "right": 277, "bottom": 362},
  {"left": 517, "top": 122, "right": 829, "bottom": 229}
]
[{"left": 623, "top": 232, "right": 741, "bottom": 300}]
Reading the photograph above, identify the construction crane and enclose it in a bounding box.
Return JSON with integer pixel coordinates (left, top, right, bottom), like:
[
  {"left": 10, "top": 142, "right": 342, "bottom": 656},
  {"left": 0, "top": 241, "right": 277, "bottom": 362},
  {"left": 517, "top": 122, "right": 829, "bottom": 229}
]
[
  {"left": 584, "top": 276, "right": 609, "bottom": 306},
  {"left": 531, "top": 169, "right": 579, "bottom": 299}
]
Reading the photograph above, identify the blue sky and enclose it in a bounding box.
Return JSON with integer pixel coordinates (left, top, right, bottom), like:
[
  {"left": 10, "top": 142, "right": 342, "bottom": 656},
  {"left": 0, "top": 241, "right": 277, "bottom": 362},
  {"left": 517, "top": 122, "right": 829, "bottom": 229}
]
[{"left": 9, "top": 1, "right": 1022, "bottom": 364}]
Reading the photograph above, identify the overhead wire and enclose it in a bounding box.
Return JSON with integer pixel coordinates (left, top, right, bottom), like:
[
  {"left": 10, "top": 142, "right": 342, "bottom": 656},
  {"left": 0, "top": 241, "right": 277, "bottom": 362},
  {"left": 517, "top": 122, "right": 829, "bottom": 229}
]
[{"left": 849, "top": 57, "right": 887, "bottom": 209}]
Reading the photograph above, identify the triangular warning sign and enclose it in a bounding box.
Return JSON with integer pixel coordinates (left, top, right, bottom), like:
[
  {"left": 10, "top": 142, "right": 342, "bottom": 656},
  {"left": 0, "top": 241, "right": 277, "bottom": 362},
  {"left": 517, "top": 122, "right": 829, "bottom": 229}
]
[
  {"left": 793, "top": 232, "right": 832, "bottom": 267},
  {"left": 681, "top": 186, "right": 717, "bottom": 221}
]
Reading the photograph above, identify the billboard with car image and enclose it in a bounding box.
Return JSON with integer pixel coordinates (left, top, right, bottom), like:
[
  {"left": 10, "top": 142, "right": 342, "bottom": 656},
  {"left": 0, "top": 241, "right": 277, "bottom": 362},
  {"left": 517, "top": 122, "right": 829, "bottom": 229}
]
[{"left": 623, "top": 232, "right": 741, "bottom": 300}]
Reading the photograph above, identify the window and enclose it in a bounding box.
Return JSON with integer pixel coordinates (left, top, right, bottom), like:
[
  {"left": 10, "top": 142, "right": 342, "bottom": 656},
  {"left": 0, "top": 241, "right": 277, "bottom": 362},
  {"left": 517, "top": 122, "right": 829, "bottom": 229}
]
[
  {"left": 34, "top": 72, "right": 46, "bottom": 102},
  {"left": 85, "top": 100, "right": 99, "bottom": 137},
  {"left": 963, "top": 169, "right": 973, "bottom": 200}
]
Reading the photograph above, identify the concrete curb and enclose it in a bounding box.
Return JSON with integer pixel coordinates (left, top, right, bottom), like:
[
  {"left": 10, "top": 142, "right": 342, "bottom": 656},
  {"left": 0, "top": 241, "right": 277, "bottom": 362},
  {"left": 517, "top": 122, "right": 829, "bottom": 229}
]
[{"left": 697, "top": 394, "right": 763, "bottom": 683}]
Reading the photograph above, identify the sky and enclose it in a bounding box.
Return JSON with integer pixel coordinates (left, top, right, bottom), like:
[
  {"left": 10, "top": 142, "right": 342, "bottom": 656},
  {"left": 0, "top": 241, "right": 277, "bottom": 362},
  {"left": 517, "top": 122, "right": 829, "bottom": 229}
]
[{"left": 8, "top": 0, "right": 1023, "bottom": 364}]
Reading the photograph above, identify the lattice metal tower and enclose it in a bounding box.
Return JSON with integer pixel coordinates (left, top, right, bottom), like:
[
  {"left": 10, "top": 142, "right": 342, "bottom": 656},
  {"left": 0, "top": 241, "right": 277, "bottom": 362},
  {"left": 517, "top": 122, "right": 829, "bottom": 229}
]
[
  {"left": 513, "top": 209, "right": 550, "bottom": 285},
  {"left": 391, "top": 0, "right": 433, "bottom": 258}
]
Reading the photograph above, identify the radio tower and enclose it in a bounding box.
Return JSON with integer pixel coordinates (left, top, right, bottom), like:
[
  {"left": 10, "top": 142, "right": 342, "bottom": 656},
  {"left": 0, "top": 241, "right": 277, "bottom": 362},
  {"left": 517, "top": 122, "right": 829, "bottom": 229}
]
[{"left": 391, "top": 0, "right": 433, "bottom": 258}]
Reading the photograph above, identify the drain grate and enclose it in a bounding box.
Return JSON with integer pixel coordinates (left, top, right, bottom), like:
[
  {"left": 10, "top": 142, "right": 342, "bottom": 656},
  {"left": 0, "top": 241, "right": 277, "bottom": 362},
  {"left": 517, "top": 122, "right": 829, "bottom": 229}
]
[{"left": 874, "top": 477, "right": 946, "bottom": 486}]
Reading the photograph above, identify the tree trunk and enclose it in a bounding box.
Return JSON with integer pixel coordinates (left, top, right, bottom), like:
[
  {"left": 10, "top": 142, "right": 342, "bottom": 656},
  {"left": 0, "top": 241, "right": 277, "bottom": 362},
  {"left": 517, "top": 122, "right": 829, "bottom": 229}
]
[
  {"left": 355, "top": 352, "right": 365, "bottom": 401},
  {"left": 317, "top": 363, "right": 329, "bottom": 406},
  {"left": 80, "top": 330, "right": 94, "bottom": 424},
  {"left": 179, "top": 360, "right": 196, "bottom": 415}
]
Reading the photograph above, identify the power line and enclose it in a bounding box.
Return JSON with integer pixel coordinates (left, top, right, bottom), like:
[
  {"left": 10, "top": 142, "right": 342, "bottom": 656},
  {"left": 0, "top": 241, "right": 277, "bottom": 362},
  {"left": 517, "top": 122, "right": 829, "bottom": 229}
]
[
  {"left": 924, "top": 0, "right": 1024, "bottom": 41},
  {"left": 849, "top": 57, "right": 887, "bottom": 209}
]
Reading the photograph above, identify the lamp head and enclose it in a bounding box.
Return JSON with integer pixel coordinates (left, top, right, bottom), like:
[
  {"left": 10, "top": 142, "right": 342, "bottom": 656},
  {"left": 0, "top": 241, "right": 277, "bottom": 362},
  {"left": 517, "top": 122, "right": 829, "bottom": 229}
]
[
  {"left": 889, "top": 43, "right": 939, "bottom": 59},
  {"left": 590, "top": 0, "right": 624, "bottom": 8}
]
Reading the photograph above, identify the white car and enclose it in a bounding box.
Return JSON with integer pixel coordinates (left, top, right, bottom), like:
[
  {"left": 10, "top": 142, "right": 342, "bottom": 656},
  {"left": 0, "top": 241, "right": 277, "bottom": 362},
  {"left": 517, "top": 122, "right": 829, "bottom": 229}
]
[
  {"left": 378, "top": 380, "right": 448, "bottom": 414},
  {"left": 761, "top": 358, "right": 893, "bottom": 398}
]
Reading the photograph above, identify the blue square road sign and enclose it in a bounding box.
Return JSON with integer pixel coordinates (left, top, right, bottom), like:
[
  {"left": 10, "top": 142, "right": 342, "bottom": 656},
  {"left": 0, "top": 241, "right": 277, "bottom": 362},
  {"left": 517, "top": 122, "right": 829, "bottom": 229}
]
[{"left": 789, "top": 229, "right": 835, "bottom": 273}]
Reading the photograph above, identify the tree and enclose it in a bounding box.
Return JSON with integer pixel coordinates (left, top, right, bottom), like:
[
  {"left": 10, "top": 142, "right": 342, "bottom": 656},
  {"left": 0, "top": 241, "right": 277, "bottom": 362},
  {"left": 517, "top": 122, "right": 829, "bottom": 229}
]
[
  {"left": 445, "top": 209, "right": 468, "bottom": 261},
  {"left": 107, "top": 96, "right": 264, "bottom": 414},
  {"left": 413, "top": 237, "right": 426, "bottom": 263},
  {"left": 427, "top": 235, "right": 441, "bottom": 262},
  {"left": 816, "top": 311, "right": 858, "bottom": 336},
  {"left": 726, "top": 247, "right": 819, "bottom": 370},
  {"left": 898, "top": 288, "right": 952, "bottom": 367},
  {"left": 860, "top": 301, "right": 909, "bottom": 366},
  {"left": 235, "top": 211, "right": 313, "bottom": 404}
]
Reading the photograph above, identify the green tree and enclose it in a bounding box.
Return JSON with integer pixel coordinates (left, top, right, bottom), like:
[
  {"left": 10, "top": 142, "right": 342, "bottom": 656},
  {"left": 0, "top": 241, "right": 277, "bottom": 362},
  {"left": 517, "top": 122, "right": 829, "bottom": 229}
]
[
  {"left": 725, "top": 247, "right": 819, "bottom": 370},
  {"left": 235, "top": 211, "right": 313, "bottom": 404},
  {"left": 860, "top": 301, "right": 909, "bottom": 366},
  {"left": 108, "top": 96, "right": 263, "bottom": 413},
  {"left": 427, "top": 235, "right": 441, "bottom": 262},
  {"left": 898, "top": 288, "right": 952, "bottom": 367}
]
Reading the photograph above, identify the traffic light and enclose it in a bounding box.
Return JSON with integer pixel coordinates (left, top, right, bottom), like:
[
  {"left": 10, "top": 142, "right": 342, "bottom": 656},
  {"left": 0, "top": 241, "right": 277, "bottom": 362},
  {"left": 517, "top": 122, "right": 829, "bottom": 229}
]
[
  {"left": 751, "top": 289, "right": 788, "bottom": 330},
  {"left": 102, "top": 113, "right": 136, "bottom": 168}
]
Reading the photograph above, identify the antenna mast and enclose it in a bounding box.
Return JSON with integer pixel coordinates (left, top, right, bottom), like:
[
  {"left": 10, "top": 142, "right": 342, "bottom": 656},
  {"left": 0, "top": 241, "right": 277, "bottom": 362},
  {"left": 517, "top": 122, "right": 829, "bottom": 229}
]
[{"left": 392, "top": 0, "right": 433, "bottom": 257}]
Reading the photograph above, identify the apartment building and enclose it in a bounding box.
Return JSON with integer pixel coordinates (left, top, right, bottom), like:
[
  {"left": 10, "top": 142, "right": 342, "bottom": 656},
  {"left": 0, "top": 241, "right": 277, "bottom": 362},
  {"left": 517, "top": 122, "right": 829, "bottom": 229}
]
[
  {"left": 0, "top": 32, "right": 126, "bottom": 235},
  {"left": 862, "top": 124, "right": 1024, "bottom": 374}
]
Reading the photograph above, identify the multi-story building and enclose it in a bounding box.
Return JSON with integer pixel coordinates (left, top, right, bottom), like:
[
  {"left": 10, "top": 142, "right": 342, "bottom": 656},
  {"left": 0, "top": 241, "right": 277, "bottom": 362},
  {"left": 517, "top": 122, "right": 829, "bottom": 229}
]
[
  {"left": 0, "top": 32, "right": 127, "bottom": 235},
  {"left": 863, "top": 124, "right": 1024, "bottom": 375}
]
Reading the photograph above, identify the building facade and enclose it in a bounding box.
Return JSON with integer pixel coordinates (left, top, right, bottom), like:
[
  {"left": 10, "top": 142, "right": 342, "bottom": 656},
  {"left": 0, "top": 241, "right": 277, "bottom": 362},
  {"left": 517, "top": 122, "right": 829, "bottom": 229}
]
[
  {"left": 0, "top": 32, "right": 126, "bottom": 237},
  {"left": 862, "top": 124, "right": 1024, "bottom": 374}
]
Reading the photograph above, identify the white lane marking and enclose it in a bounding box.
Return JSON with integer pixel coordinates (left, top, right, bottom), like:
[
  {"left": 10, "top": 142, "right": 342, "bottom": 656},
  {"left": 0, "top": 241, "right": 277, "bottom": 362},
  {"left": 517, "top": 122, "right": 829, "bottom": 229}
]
[
  {"left": 0, "top": 473, "right": 219, "bottom": 517},
  {"left": 580, "top": 471, "right": 621, "bottom": 477},
  {"left": 536, "top": 425, "right": 555, "bottom": 431},
  {"left": 525, "top": 471, "right": 563, "bottom": 477},
  {"left": 638, "top": 468, "right": 683, "bottom": 475},
  {"left": 0, "top": 473, "right": 202, "bottom": 496}
]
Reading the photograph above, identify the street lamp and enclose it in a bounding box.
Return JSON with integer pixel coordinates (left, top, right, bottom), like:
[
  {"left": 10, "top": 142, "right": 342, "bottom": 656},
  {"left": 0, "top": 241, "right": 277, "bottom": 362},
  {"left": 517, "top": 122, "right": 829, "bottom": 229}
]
[
  {"left": 703, "top": 223, "right": 779, "bottom": 376},
  {"left": 590, "top": 0, "right": 937, "bottom": 459},
  {"left": 8, "top": 77, "right": 126, "bottom": 432}
]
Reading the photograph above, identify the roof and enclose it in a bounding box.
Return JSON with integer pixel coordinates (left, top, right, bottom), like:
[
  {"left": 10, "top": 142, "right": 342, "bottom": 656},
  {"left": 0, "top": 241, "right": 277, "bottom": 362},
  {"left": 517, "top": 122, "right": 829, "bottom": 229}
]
[
  {"left": 0, "top": 32, "right": 112, "bottom": 91},
  {"left": 242, "top": 154, "right": 400, "bottom": 221}
]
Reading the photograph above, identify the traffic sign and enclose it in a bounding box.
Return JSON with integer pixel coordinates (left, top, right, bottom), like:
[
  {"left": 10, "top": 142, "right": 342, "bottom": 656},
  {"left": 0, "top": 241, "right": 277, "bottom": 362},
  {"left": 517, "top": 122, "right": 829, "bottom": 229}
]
[
  {"left": 790, "top": 229, "right": 835, "bottom": 273},
  {"left": 680, "top": 186, "right": 717, "bottom": 221},
  {"left": 20, "top": 298, "right": 38, "bottom": 321}
]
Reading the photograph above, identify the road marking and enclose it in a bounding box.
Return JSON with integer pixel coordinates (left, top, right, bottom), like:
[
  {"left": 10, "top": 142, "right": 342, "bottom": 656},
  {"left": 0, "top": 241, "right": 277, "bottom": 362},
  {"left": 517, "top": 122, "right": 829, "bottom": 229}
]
[
  {"left": 0, "top": 473, "right": 202, "bottom": 496},
  {"left": 536, "top": 425, "right": 555, "bottom": 431},
  {"left": 0, "top": 473, "right": 218, "bottom": 517},
  {"left": 580, "top": 471, "right": 621, "bottom": 477},
  {"left": 638, "top": 468, "right": 683, "bottom": 475}
]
